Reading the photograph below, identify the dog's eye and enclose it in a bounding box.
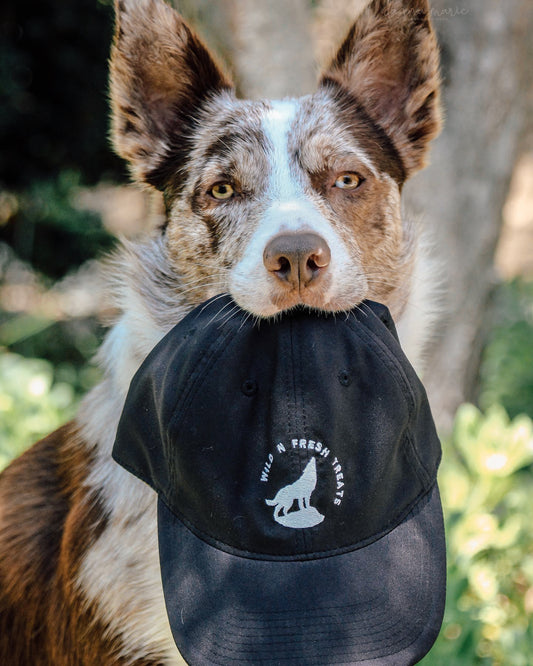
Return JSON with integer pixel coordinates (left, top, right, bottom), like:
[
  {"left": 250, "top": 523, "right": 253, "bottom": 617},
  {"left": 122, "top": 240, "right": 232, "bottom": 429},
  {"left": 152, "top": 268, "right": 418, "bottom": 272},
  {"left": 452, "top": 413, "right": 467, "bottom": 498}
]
[
  {"left": 210, "top": 182, "right": 234, "bottom": 200},
  {"left": 334, "top": 173, "right": 362, "bottom": 190}
]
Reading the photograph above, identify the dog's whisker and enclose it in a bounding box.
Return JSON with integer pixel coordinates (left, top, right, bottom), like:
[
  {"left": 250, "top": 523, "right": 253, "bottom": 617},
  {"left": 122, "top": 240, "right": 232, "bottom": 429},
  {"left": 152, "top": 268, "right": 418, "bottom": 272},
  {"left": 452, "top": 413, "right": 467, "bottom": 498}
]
[
  {"left": 237, "top": 310, "right": 255, "bottom": 333},
  {"left": 217, "top": 305, "right": 242, "bottom": 329},
  {"left": 198, "top": 293, "right": 233, "bottom": 318},
  {"left": 202, "top": 299, "right": 240, "bottom": 329}
]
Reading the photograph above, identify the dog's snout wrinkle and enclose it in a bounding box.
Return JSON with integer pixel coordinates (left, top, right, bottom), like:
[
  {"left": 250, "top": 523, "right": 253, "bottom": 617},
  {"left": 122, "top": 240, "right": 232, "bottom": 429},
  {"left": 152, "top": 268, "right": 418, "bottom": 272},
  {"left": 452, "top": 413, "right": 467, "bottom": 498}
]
[{"left": 263, "top": 232, "right": 331, "bottom": 289}]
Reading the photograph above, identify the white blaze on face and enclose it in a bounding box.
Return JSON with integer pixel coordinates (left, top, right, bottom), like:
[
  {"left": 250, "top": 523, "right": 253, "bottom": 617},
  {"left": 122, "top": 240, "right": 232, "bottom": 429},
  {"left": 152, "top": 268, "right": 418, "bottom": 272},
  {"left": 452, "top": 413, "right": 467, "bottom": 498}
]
[
  {"left": 229, "top": 100, "right": 367, "bottom": 316},
  {"left": 262, "top": 101, "right": 301, "bottom": 201}
]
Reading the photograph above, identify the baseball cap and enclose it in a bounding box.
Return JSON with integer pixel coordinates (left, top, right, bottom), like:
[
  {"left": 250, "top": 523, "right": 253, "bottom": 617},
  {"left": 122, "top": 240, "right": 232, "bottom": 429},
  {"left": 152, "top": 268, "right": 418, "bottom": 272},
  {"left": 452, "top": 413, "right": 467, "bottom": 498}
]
[{"left": 113, "top": 294, "right": 445, "bottom": 665}]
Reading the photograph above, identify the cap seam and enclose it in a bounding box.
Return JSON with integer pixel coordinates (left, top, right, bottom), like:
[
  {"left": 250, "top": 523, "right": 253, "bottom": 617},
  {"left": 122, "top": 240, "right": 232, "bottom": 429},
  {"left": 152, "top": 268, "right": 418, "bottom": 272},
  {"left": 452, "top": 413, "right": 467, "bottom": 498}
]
[
  {"left": 347, "top": 317, "right": 415, "bottom": 414},
  {"left": 347, "top": 316, "right": 438, "bottom": 484},
  {"left": 112, "top": 452, "right": 165, "bottom": 497},
  {"left": 286, "top": 318, "right": 305, "bottom": 554},
  {"left": 404, "top": 430, "right": 430, "bottom": 487},
  {"left": 165, "top": 317, "right": 242, "bottom": 493},
  {"left": 405, "top": 427, "right": 439, "bottom": 486},
  {"left": 295, "top": 317, "right": 310, "bottom": 553},
  {"left": 166, "top": 319, "right": 237, "bottom": 426}
]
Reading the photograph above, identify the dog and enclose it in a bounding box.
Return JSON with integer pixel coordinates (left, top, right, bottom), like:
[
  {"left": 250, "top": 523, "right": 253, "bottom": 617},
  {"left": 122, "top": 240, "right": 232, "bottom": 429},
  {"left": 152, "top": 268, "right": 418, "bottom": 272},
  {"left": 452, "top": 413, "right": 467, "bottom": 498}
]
[{"left": 0, "top": 0, "right": 441, "bottom": 663}]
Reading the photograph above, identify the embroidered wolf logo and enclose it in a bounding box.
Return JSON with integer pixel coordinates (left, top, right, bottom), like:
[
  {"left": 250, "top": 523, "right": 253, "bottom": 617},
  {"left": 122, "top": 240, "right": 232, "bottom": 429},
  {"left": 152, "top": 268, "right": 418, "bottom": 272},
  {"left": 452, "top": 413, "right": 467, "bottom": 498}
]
[{"left": 265, "top": 457, "right": 324, "bottom": 528}]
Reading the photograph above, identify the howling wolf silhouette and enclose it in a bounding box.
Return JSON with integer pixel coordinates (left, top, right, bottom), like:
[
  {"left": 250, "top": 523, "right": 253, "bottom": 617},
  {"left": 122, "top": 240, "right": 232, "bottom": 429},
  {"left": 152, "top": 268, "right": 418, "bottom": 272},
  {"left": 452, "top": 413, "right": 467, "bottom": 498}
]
[{"left": 266, "top": 457, "right": 319, "bottom": 521}]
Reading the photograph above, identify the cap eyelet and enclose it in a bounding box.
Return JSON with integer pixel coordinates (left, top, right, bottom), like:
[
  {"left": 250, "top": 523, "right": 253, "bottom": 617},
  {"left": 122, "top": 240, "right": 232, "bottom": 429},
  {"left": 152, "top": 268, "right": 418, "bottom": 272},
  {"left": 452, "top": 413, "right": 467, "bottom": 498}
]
[
  {"left": 338, "top": 370, "right": 352, "bottom": 387},
  {"left": 241, "top": 379, "right": 258, "bottom": 396}
]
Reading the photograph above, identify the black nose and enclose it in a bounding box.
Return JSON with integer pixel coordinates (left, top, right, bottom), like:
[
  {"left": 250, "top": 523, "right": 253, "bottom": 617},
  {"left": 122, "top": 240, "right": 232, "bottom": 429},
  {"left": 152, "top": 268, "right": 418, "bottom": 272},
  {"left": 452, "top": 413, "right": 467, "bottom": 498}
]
[{"left": 263, "top": 232, "right": 331, "bottom": 289}]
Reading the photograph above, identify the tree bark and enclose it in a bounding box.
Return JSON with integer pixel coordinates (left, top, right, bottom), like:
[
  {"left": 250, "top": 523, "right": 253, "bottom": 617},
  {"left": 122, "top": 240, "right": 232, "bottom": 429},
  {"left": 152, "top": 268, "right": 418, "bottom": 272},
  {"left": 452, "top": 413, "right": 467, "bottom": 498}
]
[
  {"left": 403, "top": 0, "right": 533, "bottom": 430},
  {"left": 225, "top": 0, "right": 316, "bottom": 99},
  {"left": 176, "top": 0, "right": 316, "bottom": 99}
]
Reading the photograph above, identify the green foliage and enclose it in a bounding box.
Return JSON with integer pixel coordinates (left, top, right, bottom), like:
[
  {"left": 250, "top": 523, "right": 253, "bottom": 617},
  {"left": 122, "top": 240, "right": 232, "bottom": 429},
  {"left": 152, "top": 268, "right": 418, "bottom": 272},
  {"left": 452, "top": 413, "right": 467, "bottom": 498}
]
[
  {"left": 422, "top": 404, "right": 533, "bottom": 665},
  {"left": 1, "top": 0, "right": 123, "bottom": 279},
  {"left": 479, "top": 279, "right": 533, "bottom": 419},
  {"left": 1, "top": 314, "right": 104, "bottom": 376},
  {"left": 0, "top": 353, "right": 81, "bottom": 469},
  {"left": 0, "top": 171, "right": 115, "bottom": 278}
]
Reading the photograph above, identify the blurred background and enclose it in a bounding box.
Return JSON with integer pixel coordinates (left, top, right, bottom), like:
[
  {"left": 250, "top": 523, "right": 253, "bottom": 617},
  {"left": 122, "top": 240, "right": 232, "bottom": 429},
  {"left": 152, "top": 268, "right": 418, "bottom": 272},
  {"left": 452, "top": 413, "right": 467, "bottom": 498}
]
[{"left": 0, "top": 0, "right": 532, "bottom": 663}]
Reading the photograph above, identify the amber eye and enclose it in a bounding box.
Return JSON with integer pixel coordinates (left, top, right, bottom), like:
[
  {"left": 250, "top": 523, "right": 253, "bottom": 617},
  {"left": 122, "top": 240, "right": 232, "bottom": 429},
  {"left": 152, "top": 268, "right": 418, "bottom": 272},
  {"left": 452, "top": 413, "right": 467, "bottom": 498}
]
[
  {"left": 334, "top": 173, "right": 362, "bottom": 189},
  {"left": 210, "top": 182, "right": 234, "bottom": 200}
]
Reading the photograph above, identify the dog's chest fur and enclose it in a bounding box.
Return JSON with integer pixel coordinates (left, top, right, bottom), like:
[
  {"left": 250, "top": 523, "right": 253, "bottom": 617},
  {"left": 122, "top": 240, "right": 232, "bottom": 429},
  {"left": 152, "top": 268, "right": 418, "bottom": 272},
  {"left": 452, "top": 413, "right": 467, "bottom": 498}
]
[{"left": 0, "top": 0, "right": 442, "bottom": 663}]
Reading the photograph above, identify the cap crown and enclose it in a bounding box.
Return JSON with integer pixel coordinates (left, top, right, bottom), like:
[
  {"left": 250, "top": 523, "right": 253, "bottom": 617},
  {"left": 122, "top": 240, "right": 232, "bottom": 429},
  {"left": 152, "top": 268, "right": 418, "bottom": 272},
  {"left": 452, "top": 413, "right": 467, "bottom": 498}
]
[{"left": 113, "top": 295, "right": 441, "bottom": 559}]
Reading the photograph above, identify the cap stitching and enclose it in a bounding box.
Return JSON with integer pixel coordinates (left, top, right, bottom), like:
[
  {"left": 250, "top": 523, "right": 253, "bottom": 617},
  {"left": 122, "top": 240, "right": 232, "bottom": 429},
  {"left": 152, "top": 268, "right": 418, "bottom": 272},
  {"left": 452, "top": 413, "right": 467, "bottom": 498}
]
[
  {"left": 206, "top": 604, "right": 429, "bottom": 663},
  {"left": 404, "top": 430, "right": 431, "bottom": 487},
  {"left": 225, "top": 595, "right": 386, "bottom": 619},
  {"left": 211, "top": 608, "right": 416, "bottom": 648}
]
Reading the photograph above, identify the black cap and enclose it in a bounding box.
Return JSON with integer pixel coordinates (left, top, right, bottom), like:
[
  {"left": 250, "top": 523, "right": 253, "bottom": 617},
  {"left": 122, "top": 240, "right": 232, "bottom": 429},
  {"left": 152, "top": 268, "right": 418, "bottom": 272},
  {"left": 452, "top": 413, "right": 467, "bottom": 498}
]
[{"left": 113, "top": 294, "right": 445, "bottom": 665}]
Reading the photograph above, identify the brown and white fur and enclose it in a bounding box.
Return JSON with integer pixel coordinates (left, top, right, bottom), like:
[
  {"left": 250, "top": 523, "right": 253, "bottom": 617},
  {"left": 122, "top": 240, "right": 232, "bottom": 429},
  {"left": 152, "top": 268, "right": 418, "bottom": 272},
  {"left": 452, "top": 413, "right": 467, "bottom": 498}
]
[{"left": 0, "top": 0, "right": 441, "bottom": 663}]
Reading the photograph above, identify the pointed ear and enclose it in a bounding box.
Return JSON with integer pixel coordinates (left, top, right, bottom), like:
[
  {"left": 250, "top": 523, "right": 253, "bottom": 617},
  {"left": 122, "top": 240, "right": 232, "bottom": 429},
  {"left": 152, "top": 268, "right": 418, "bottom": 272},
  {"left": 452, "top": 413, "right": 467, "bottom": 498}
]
[
  {"left": 109, "top": 0, "right": 233, "bottom": 189},
  {"left": 320, "top": 0, "right": 441, "bottom": 177}
]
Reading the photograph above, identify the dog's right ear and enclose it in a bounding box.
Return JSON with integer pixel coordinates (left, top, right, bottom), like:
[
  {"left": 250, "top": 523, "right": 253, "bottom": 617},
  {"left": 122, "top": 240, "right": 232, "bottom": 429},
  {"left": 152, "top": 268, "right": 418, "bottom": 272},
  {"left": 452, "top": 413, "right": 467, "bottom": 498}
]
[{"left": 110, "top": 0, "right": 233, "bottom": 189}]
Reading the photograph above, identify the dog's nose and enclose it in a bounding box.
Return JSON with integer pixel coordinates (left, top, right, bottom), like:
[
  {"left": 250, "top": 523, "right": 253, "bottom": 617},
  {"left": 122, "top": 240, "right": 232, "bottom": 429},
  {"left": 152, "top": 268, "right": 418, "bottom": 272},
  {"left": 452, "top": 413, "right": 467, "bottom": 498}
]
[{"left": 263, "top": 232, "right": 331, "bottom": 289}]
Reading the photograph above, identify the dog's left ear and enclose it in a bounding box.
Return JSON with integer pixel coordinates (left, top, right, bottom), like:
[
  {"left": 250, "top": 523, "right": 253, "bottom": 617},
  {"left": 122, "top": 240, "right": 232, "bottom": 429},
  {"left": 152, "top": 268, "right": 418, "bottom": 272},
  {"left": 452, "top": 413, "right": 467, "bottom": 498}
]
[
  {"left": 320, "top": 0, "right": 441, "bottom": 178},
  {"left": 109, "top": 0, "right": 233, "bottom": 189}
]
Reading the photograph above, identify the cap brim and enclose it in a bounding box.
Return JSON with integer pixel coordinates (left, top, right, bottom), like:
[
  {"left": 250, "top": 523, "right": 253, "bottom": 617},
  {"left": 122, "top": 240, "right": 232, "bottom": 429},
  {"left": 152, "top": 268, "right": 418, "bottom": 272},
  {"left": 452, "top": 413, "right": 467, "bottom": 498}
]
[{"left": 158, "top": 484, "right": 445, "bottom": 666}]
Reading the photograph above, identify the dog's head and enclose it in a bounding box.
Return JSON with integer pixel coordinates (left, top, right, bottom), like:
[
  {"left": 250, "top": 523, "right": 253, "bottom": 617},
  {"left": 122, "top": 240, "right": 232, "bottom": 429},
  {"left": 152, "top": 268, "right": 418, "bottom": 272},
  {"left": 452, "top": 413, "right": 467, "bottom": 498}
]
[{"left": 110, "top": 0, "right": 441, "bottom": 318}]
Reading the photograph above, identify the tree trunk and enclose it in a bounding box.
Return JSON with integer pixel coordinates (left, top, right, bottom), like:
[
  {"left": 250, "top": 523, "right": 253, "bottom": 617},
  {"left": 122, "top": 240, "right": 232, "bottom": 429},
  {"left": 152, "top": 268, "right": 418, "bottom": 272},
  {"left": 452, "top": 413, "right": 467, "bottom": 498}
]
[
  {"left": 225, "top": 0, "right": 316, "bottom": 99},
  {"left": 403, "top": 0, "right": 533, "bottom": 431},
  {"left": 176, "top": 0, "right": 316, "bottom": 99}
]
